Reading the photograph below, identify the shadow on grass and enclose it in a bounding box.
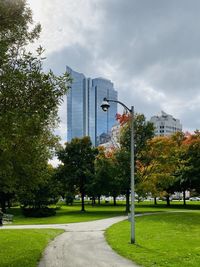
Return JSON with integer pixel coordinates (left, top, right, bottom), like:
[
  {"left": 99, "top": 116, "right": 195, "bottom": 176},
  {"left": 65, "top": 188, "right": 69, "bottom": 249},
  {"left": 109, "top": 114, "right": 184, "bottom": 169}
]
[
  {"left": 7, "top": 201, "right": 200, "bottom": 224},
  {"left": 7, "top": 205, "right": 127, "bottom": 220},
  {"left": 136, "top": 202, "right": 200, "bottom": 210}
]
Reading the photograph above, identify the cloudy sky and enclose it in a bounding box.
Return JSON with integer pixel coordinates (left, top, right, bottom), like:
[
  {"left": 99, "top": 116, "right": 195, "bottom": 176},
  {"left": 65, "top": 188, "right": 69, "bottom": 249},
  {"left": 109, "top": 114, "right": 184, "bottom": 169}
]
[{"left": 28, "top": 0, "right": 200, "bottom": 143}]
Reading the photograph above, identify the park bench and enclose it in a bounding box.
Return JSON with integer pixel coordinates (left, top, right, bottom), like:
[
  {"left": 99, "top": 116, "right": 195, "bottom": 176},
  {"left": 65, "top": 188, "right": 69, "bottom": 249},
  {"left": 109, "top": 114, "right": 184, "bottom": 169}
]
[{"left": 3, "top": 214, "right": 14, "bottom": 223}]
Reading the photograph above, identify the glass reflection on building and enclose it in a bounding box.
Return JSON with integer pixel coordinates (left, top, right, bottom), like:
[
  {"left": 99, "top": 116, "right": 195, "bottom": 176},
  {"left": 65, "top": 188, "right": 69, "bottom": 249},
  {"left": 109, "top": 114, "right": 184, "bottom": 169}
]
[{"left": 67, "top": 66, "right": 118, "bottom": 146}]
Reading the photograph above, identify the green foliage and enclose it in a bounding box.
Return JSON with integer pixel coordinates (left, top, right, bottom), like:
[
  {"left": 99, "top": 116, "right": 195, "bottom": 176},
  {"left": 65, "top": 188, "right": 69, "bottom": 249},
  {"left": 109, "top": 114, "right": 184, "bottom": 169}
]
[
  {"left": 0, "top": 0, "right": 71, "bottom": 211},
  {"left": 120, "top": 113, "right": 155, "bottom": 155},
  {"left": 22, "top": 207, "right": 56, "bottom": 217},
  {"left": 0, "top": 0, "right": 41, "bottom": 63},
  {"left": 115, "top": 113, "right": 154, "bottom": 211},
  {"left": 180, "top": 131, "right": 200, "bottom": 193},
  {"left": 19, "top": 165, "right": 60, "bottom": 210},
  {"left": 115, "top": 148, "right": 130, "bottom": 190},
  {"left": 88, "top": 148, "right": 120, "bottom": 203},
  {"left": 65, "top": 191, "right": 74, "bottom": 205},
  {"left": 57, "top": 137, "right": 98, "bottom": 211}
]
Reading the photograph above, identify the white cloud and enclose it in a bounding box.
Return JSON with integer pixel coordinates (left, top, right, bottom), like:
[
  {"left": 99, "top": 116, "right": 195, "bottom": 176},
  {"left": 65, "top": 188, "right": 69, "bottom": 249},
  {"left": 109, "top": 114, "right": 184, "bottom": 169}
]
[
  {"left": 27, "top": 0, "right": 200, "bottom": 161},
  {"left": 28, "top": 0, "right": 102, "bottom": 55}
]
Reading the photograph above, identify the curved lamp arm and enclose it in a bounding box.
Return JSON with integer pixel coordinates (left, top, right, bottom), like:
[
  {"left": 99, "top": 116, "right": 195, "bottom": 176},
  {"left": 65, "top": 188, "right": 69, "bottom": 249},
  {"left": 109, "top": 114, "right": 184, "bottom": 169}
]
[{"left": 103, "top": 97, "right": 132, "bottom": 113}]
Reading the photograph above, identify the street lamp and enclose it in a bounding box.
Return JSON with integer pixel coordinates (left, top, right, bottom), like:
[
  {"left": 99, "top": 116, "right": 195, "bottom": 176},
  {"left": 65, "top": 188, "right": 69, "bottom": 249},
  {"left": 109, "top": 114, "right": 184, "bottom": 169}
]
[{"left": 101, "top": 97, "right": 135, "bottom": 244}]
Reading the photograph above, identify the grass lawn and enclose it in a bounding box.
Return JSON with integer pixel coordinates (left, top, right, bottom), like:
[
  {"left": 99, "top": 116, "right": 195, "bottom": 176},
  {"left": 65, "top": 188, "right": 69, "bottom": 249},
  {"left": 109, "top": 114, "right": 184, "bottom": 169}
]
[
  {"left": 7, "top": 203, "right": 127, "bottom": 225},
  {"left": 5, "top": 201, "right": 200, "bottom": 225},
  {"left": 105, "top": 211, "right": 200, "bottom": 267},
  {"left": 0, "top": 229, "right": 64, "bottom": 267}
]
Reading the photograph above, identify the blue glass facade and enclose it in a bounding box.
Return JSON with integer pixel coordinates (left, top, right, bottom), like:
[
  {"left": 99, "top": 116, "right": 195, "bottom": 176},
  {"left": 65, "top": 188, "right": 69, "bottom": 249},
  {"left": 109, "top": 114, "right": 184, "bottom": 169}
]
[
  {"left": 67, "top": 66, "right": 118, "bottom": 146},
  {"left": 91, "top": 78, "right": 117, "bottom": 146},
  {"left": 67, "top": 66, "right": 89, "bottom": 140}
]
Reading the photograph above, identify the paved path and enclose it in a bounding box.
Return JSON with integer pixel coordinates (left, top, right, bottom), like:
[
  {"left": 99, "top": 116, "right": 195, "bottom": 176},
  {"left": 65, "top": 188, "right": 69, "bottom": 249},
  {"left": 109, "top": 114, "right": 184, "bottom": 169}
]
[{"left": 1, "top": 216, "right": 139, "bottom": 267}]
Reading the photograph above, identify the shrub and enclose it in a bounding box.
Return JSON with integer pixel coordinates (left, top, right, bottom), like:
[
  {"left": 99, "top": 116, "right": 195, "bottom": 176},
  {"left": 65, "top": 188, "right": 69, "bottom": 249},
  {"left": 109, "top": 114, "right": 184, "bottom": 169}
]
[{"left": 22, "top": 207, "right": 56, "bottom": 217}]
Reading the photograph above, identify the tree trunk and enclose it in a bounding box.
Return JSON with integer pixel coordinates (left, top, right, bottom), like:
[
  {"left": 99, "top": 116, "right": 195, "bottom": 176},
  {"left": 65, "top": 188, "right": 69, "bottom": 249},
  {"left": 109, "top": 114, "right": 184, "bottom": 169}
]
[
  {"left": 98, "top": 195, "right": 101, "bottom": 205},
  {"left": 166, "top": 195, "right": 170, "bottom": 206},
  {"left": 0, "top": 200, "right": 6, "bottom": 213},
  {"left": 154, "top": 197, "right": 157, "bottom": 205},
  {"left": 80, "top": 175, "right": 86, "bottom": 212},
  {"left": 81, "top": 190, "right": 85, "bottom": 212},
  {"left": 183, "top": 190, "right": 186, "bottom": 206},
  {"left": 91, "top": 196, "right": 95, "bottom": 206},
  {"left": 113, "top": 196, "right": 117, "bottom": 206},
  {"left": 0, "top": 193, "right": 6, "bottom": 213},
  {"left": 80, "top": 177, "right": 85, "bottom": 212},
  {"left": 125, "top": 189, "right": 130, "bottom": 212}
]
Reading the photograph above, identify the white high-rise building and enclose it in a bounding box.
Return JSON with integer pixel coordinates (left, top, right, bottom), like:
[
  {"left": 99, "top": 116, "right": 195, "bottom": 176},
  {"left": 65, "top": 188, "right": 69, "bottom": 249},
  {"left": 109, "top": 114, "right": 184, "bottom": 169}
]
[
  {"left": 150, "top": 111, "right": 182, "bottom": 136},
  {"left": 99, "top": 123, "right": 120, "bottom": 151}
]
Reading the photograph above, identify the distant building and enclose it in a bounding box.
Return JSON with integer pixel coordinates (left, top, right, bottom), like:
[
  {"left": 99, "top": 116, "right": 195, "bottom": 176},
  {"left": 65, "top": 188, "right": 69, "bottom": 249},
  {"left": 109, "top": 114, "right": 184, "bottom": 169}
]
[
  {"left": 99, "top": 123, "right": 120, "bottom": 151},
  {"left": 66, "top": 66, "right": 118, "bottom": 146},
  {"left": 110, "top": 124, "right": 120, "bottom": 147},
  {"left": 150, "top": 111, "right": 182, "bottom": 136},
  {"left": 66, "top": 66, "right": 89, "bottom": 141},
  {"left": 98, "top": 132, "right": 111, "bottom": 145},
  {"left": 90, "top": 77, "right": 118, "bottom": 145}
]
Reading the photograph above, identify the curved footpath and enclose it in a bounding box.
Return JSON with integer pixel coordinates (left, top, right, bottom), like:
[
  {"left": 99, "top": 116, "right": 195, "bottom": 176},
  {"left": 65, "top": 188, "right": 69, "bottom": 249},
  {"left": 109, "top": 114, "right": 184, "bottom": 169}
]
[{"left": 1, "top": 216, "right": 139, "bottom": 267}]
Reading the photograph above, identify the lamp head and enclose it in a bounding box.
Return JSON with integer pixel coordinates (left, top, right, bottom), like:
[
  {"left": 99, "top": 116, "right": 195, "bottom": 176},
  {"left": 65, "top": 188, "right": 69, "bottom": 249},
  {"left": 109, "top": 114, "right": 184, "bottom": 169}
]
[{"left": 101, "top": 98, "right": 110, "bottom": 112}]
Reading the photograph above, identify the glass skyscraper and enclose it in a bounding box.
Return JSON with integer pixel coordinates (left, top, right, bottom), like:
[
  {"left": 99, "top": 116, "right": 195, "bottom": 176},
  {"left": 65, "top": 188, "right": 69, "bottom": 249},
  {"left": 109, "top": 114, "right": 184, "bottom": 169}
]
[{"left": 66, "top": 66, "right": 118, "bottom": 146}]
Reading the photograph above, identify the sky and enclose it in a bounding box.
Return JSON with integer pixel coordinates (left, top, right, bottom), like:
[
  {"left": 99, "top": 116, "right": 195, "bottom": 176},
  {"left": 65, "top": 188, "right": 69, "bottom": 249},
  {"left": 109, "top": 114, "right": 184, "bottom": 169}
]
[{"left": 27, "top": 0, "right": 200, "bottom": 149}]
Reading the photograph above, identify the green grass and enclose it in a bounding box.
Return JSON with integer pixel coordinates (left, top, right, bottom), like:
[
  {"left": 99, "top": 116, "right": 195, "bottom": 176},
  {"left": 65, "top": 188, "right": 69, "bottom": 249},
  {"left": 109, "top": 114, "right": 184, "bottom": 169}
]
[
  {"left": 105, "top": 211, "right": 200, "bottom": 267},
  {"left": 0, "top": 229, "right": 64, "bottom": 267},
  {"left": 7, "top": 204, "right": 127, "bottom": 225},
  {"left": 5, "top": 201, "right": 200, "bottom": 225}
]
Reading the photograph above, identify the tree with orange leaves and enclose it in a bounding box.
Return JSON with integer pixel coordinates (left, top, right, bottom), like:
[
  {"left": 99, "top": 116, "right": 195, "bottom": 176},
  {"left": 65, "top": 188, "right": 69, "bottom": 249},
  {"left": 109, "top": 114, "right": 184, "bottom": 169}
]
[
  {"left": 137, "top": 130, "right": 200, "bottom": 206},
  {"left": 137, "top": 135, "right": 179, "bottom": 206}
]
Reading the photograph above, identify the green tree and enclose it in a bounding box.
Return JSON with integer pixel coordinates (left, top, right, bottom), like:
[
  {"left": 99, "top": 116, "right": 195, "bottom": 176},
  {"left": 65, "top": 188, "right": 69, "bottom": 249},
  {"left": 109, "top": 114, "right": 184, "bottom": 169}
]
[
  {"left": 186, "top": 132, "right": 200, "bottom": 192},
  {"left": 19, "top": 165, "right": 60, "bottom": 215},
  {"left": 178, "top": 131, "right": 200, "bottom": 196},
  {"left": 168, "top": 131, "right": 200, "bottom": 205},
  {"left": 57, "top": 137, "right": 98, "bottom": 212},
  {"left": 0, "top": 0, "right": 71, "bottom": 211},
  {"left": 88, "top": 148, "right": 120, "bottom": 205},
  {"left": 115, "top": 113, "right": 154, "bottom": 212},
  {"left": 0, "top": 0, "right": 41, "bottom": 63}
]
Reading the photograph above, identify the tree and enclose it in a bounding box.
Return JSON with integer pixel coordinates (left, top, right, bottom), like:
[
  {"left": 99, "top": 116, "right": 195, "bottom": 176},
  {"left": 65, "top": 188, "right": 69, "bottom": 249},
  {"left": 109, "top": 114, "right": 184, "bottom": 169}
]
[
  {"left": 89, "top": 147, "right": 120, "bottom": 205},
  {"left": 19, "top": 165, "right": 60, "bottom": 217},
  {"left": 170, "top": 132, "right": 190, "bottom": 205},
  {"left": 57, "top": 137, "right": 98, "bottom": 212},
  {"left": 186, "top": 132, "right": 200, "bottom": 192},
  {"left": 114, "top": 148, "right": 131, "bottom": 211},
  {"left": 178, "top": 131, "right": 200, "bottom": 196},
  {"left": 0, "top": 0, "right": 41, "bottom": 63},
  {"left": 137, "top": 136, "right": 179, "bottom": 206},
  {"left": 115, "top": 113, "right": 154, "bottom": 212},
  {"left": 119, "top": 113, "right": 155, "bottom": 156},
  {"left": 0, "top": 0, "right": 71, "bottom": 211}
]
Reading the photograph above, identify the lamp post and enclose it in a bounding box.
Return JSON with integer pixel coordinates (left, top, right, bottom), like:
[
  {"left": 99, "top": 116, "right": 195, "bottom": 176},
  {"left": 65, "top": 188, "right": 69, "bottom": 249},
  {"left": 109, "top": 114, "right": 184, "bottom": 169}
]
[{"left": 101, "top": 97, "right": 135, "bottom": 244}]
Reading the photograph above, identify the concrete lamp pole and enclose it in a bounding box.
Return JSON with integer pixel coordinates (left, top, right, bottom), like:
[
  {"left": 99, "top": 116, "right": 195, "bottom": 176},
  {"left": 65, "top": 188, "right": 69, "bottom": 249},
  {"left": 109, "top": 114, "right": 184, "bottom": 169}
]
[{"left": 100, "top": 97, "right": 135, "bottom": 244}]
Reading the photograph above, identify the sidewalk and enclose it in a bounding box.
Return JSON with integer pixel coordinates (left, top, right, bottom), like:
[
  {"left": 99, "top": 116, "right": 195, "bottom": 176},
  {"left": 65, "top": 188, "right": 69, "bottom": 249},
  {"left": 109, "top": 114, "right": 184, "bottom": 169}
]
[
  {"left": 38, "top": 216, "right": 139, "bottom": 267},
  {"left": 1, "top": 216, "right": 139, "bottom": 267}
]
